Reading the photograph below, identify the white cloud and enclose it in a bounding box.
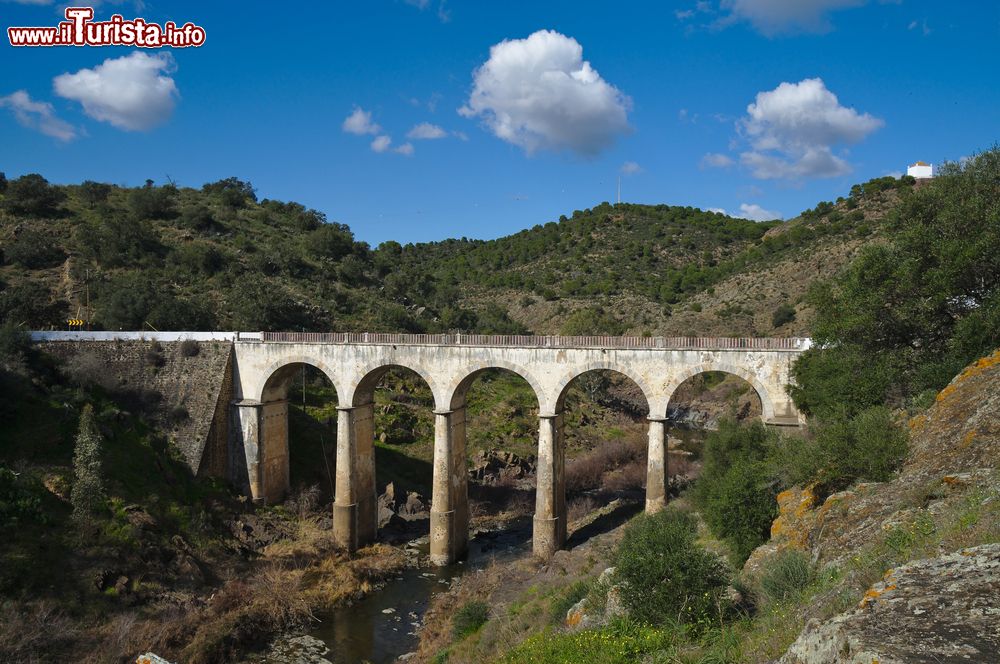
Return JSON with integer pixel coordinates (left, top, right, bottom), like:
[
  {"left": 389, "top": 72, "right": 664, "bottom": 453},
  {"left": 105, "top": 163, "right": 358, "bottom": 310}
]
[
  {"left": 53, "top": 52, "right": 177, "bottom": 131},
  {"left": 738, "top": 77, "right": 882, "bottom": 179},
  {"left": 708, "top": 207, "right": 728, "bottom": 215},
  {"left": 620, "top": 161, "right": 642, "bottom": 175},
  {"left": 719, "top": 0, "right": 867, "bottom": 35},
  {"left": 368, "top": 134, "right": 414, "bottom": 156},
  {"left": 342, "top": 107, "right": 381, "bottom": 135},
  {"left": 0, "top": 90, "right": 76, "bottom": 141},
  {"left": 407, "top": 122, "right": 447, "bottom": 140},
  {"left": 459, "top": 29, "right": 632, "bottom": 156},
  {"left": 737, "top": 202, "right": 782, "bottom": 221},
  {"left": 700, "top": 152, "right": 735, "bottom": 168}
]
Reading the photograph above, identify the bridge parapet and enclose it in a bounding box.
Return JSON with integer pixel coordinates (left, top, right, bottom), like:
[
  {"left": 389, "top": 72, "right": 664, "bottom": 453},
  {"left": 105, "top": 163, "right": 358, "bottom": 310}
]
[{"left": 259, "top": 331, "right": 812, "bottom": 351}]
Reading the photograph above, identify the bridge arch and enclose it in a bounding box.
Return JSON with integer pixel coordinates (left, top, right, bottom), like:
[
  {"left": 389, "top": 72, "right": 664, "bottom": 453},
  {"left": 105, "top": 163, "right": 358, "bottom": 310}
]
[
  {"left": 351, "top": 362, "right": 443, "bottom": 409},
  {"left": 552, "top": 363, "right": 654, "bottom": 416},
  {"left": 251, "top": 359, "right": 340, "bottom": 504},
  {"left": 445, "top": 360, "right": 544, "bottom": 412},
  {"left": 661, "top": 362, "right": 775, "bottom": 422},
  {"left": 257, "top": 355, "right": 341, "bottom": 402}
]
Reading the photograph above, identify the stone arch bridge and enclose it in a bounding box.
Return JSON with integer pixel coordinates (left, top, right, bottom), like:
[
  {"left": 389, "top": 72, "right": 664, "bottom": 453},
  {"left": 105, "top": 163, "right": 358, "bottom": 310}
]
[
  {"left": 32, "top": 331, "right": 809, "bottom": 564},
  {"left": 234, "top": 332, "right": 808, "bottom": 564}
]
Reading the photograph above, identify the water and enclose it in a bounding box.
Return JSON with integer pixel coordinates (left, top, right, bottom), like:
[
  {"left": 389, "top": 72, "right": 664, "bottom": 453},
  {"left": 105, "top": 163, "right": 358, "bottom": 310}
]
[
  {"left": 300, "top": 425, "right": 704, "bottom": 663},
  {"left": 307, "top": 520, "right": 532, "bottom": 664}
]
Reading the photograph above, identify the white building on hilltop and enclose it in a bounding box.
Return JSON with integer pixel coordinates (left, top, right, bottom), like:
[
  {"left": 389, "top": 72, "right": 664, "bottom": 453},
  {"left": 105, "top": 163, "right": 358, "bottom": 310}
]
[{"left": 907, "top": 161, "right": 935, "bottom": 179}]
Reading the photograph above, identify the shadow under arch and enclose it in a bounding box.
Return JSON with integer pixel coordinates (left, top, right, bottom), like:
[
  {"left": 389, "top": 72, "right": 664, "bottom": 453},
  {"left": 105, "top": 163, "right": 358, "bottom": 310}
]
[
  {"left": 254, "top": 360, "right": 340, "bottom": 505},
  {"left": 662, "top": 363, "right": 774, "bottom": 422}
]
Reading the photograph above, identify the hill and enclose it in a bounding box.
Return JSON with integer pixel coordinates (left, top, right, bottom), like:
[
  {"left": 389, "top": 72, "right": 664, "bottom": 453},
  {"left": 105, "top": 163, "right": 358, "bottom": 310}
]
[{"left": 0, "top": 172, "right": 915, "bottom": 337}]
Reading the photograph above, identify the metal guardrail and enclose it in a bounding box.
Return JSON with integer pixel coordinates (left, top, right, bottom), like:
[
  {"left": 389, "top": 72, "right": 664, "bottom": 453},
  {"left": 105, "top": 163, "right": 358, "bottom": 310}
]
[{"left": 259, "top": 332, "right": 812, "bottom": 351}]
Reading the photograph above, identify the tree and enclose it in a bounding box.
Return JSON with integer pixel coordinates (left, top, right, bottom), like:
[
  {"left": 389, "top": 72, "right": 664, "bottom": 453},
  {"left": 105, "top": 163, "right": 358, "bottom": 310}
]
[
  {"left": 3, "top": 173, "right": 65, "bottom": 217},
  {"left": 79, "top": 180, "right": 113, "bottom": 207},
  {"left": 128, "top": 182, "right": 178, "bottom": 220},
  {"left": 203, "top": 177, "right": 257, "bottom": 208},
  {"left": 771, "top": 303, "right": 796, "bottom": 328},
  {"left": 791, "top": 147, "right": 1000, "bottom": 416},
  {"left": 71, "top": 404, "right": 106, "bottom": 528}
]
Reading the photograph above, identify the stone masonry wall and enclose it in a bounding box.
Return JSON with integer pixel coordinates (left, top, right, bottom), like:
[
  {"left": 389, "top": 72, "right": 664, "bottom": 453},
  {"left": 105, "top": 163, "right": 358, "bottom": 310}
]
[{"left": 37, "top": 340, "right": 233, "bottom": 476}]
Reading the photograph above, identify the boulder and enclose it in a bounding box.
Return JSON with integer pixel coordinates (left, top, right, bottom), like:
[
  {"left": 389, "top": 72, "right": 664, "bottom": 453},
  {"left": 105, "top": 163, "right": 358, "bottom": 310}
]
[
  {"left": 780, "top": 544, "right": 1000, "bottom": 663},
  {"left": 565, "top": 597, "right": 590, "bottom": 629},
  {"left": 399, "top": 491, "right": 428, "bottom": 516},
  {"left": 377, "top": 482, "right": 398, "bottom": 527},
  {"left": 469, "top": 449, "right": 537, "bottom": 484}
]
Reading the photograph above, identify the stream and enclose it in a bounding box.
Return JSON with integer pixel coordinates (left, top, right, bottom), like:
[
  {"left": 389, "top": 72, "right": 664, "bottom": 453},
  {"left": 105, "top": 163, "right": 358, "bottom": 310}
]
[{"left": 307, "top": 518, "right": 532, "bottom": 663}]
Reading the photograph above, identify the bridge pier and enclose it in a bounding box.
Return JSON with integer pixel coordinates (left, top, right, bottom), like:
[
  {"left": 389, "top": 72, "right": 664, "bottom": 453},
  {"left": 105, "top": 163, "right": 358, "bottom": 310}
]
[
  {"left": 645, "top": 417, "right": 668, "bottom": 513},
  {"left": 334, "top": 404, "right": 377, "bottom": 552},
  {"left": 430, "top": 408, "right": 469, "bottom": 565},
  {"left": 534, "top": 412, "right": 567, "bottom": 559},
  {"left": 231, "top": 399, "right": 290, "bottom": 504}
]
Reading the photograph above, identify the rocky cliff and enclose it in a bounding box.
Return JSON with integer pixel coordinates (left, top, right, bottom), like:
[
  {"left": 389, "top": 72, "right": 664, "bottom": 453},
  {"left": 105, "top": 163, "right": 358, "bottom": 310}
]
[{"left": 751, "top": 350, "right": 1000, "bottom": 662}]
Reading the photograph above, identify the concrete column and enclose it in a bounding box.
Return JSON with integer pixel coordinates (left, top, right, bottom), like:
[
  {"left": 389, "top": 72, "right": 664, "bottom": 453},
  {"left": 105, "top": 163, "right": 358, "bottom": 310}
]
[
  {"left": 534, "top": 412, "right": 566, "bottom": 560},
  {"left": 232, "top": 401, "right": 264, "bottom": 502},
  {"left": 333, "top": 405, "right": 358, "bottom": 551},
  {"left": 334, "top": 403, "right": 376, "bottom": 551},
  {"left": 430, "top": 408, "right": 469, "bottom": 566},
  {"left": 260, "top": 400, "right": 290, "bottom": 504},
  {"left": 645, "top": 418, "right": 668, "bottom": 514}
]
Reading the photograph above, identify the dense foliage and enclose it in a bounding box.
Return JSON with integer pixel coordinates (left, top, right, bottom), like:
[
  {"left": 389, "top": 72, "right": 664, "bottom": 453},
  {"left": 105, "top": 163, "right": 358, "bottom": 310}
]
[
  {"left": 694, "top": 420, "right": 780, "bottom": 562},
  {"left": 614, "top": 508, "right": 730, "bottom": 627},
  {"left": 791, "top": 148, "right": 1000, "bottom": 416}
]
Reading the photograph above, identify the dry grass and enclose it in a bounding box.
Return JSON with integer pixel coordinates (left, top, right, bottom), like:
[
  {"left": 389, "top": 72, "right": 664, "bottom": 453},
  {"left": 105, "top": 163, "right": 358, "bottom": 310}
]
[
  {"left": 0, "top": 601, "right": 80, "bottom": 663},
  {"left": 565, "top": 435, "right": 646, "bottom": 493}
]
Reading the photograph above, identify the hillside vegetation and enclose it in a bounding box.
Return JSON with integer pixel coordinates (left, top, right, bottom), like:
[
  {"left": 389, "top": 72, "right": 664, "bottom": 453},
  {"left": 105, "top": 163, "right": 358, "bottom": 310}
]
[{"left": 0, "top": 170, "right": 913, "bottom": 337}]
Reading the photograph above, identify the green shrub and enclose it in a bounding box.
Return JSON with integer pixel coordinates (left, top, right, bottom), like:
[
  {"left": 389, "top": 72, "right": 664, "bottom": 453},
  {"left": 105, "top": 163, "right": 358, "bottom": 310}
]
[
  {"left": 759, "top": 549, "right": 814, "bottom": 603},
  {"left": 0, "top": 467, "right": 48, "bottom": 530},
  {"left": 128, "top": 182, "right": 178, "bottom": 220},
  {"left": 452, "top": 600, "right": 489, "bottom": 639},
  {"left": 3, "top": 173, "right": 65, "bottom": 217},
  {"left": 695, "top": 420, "right": 782, "bottom": 563},
  {"left": 703, "top": 458, "right": 779, "bottom": 563},
  {"left": 813, "top": 406, "right": 908, "bottom": 487},
  {"left": 502, "top": 618, "right": 675, "bottom": 663},
  {"left": 614, "top": 508, "right": 730, "bottom": 627},
  {"left": 4, "top": 230, "right": 66, "bottom": 268},
  {"left": 771, "top": 303, "right": 796, "bottom": 328}
]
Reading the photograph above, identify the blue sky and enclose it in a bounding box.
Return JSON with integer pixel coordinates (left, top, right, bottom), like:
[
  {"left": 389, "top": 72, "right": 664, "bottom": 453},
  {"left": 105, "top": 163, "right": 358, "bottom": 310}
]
[{"left": 1, "top": 0, "right": 998, "bottom": 245}]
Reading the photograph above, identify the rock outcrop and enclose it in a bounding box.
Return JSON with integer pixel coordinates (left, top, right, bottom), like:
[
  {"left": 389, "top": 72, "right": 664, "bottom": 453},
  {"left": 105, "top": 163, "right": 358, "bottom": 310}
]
[
  {"left": 780, "top": 544, "right": 1000, "bottom": 664},
  {"left": 757, "top": 350, "right": 1000, "bottom": 662}
]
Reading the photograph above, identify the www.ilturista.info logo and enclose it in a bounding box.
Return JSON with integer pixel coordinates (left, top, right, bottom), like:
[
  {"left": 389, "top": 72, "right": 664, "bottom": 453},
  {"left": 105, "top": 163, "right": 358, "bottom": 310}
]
[{"left": 8, "top": 7, "right": 206, "bottom": 48}]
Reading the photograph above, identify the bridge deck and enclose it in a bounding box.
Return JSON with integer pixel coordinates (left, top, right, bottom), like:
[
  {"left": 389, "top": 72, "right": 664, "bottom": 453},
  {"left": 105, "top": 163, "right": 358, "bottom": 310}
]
[{"left": 29, "top": 330, "right": 811, "bottom": 351}]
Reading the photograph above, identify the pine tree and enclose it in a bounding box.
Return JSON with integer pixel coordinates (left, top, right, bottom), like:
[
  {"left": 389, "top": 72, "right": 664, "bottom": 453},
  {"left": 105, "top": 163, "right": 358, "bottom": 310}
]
[{"left": 71, "top": 403, "right": 106, "bottom": 527}]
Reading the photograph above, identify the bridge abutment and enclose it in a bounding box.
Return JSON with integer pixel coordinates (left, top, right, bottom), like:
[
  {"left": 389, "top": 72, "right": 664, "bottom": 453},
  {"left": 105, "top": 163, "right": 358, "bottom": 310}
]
[
  {"left": 430, "top": 408, "right": 469, "bottom": 565},
  {"left": 534, "top": 412, "right": 567, "bottom": 559}
]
